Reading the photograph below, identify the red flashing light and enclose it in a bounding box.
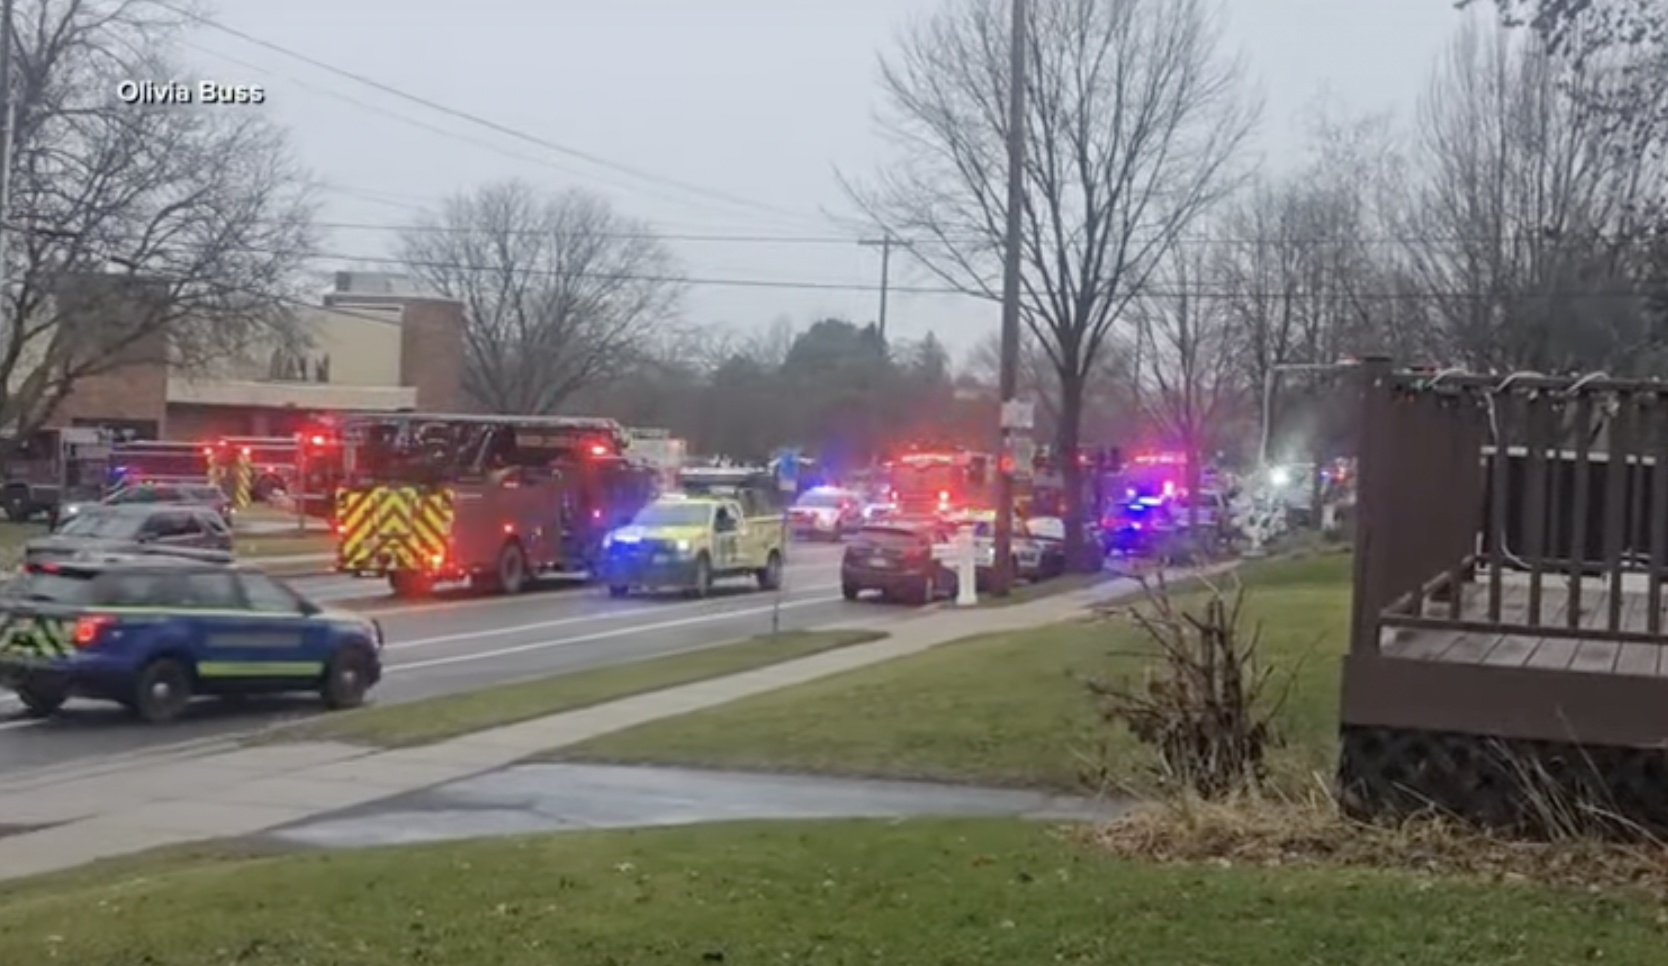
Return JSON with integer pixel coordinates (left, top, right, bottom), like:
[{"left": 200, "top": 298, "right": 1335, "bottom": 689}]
[
  {"left": 592, "top": 508, "right": 602, "bottom": 520},
  {"left": 503, "top": 523, "right": 515, "bottom": 534},
  {"left": 589, "top": 443, "right": 610, "bottom": 457},
  {"left": 201, "top": 446, "right": 214, "bottom": 457},
  {"left": 938, "top": 490, "right": 950, "bottom": 502},
  {"left": 73, "top": 614, "right": 115, "bottom": 647},
  {"left": 310, "top": 435, "right": 326, "bottom": 446},
  {"left": 239, "top": 446, "right": 251, "bottom": 457}
]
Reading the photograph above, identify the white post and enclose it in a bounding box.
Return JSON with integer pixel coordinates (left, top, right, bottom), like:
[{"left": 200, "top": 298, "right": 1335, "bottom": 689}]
[{"left": 956, "top": 524, "right": 978, "bottom": 606}]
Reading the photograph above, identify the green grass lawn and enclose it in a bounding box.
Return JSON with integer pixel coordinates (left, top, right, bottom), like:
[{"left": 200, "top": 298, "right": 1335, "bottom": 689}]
[
  {"left": 260, "top": 629, "right": 889, "bottom": 748},
  {"left": 0, "top": 817, "right": 1659, "bottom": 965},
  {"left": 557, "top": 554, "right": 1352, "bottom": 793},
  {"left": 0, "top": 521, "right": 45, "bottom": 565},
  {"left": 235, "top": 531, "right": 334, "bottom": 558}
]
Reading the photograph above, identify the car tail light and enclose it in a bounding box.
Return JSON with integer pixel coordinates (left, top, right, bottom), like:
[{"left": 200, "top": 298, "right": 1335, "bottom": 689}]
[{"left": 73, "top": 614, "right": 115, "bottom": 647}]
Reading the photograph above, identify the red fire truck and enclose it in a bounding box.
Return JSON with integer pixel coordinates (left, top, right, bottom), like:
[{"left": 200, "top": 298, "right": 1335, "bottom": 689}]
[
  {"left": 206, "top": 432, "right": 344, "bottom": 514},
  {"left": 333, "top": 413, "right": 658, "bottom": 597},
  {"left": 882, "top": 449, "right": 993, "bottom": 516}
]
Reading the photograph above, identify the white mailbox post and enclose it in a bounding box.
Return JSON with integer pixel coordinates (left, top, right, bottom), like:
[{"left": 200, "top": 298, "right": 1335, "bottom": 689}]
[{"left": 956, "top": 524, "right": 978, "bottom": 606}]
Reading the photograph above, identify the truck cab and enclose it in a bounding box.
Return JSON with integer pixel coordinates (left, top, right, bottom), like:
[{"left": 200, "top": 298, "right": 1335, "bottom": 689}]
[{"left": 598, "top": 491, "right": 786, "bottom": 598}]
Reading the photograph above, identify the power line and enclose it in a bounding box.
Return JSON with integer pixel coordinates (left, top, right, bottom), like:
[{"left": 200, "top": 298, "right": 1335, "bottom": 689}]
[
  {"left": 300, "top": 214, "right": 1668, "bottom": 251},
  {"left": 283, "top": 246, "right": 1658, "bottom": 300},
  {"left": 169, "top": 8, "right": 834, "bottom": 229},
  {"left": 182, "top": 40, "right": 831, "bottom": 234},
  {"left": 315, "top": 220, "right": 862, "bottom": 245}
]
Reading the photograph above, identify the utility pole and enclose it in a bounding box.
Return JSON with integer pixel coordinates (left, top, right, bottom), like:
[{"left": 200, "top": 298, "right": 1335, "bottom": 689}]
[
  {"left": 0, "top": 0, "right": 16, "bottom": 303},
  {"left": 858, "top": 235, "right": 910, "bottom": 341},
  {"left": 991, "top": 0, "right": 1028, "bottom": 598}
]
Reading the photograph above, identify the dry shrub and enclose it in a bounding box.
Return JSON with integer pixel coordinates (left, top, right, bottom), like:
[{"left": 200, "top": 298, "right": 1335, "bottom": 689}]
[
  {"left": 1081, "top": 572, "right": 1294, "bottom": 799},
  {"left": 1081, "top": 787, "right": 1668, "bottom": 900}
]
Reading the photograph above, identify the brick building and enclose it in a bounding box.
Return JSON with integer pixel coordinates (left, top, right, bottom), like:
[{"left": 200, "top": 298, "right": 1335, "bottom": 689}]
[{"left": 45, "top": 272, "right": 466, "bottom": 440}]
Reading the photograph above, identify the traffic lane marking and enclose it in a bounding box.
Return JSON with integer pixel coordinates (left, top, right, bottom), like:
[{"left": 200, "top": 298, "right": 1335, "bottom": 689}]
[
  {"left": 382, "top": 583, "right": 841, "bottom": 652},
  {"left": 295, "top": 547, "right": 847, "bottom": 617},
  {"left": 366, "top": 564, "right": 843, "bottom": 641},
  {"left": 385, "top": 594, "right": 845, "bottom": 673}
]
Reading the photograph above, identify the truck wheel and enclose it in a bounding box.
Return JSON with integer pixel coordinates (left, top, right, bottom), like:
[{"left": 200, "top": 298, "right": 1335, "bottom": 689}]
[
  {"left": 130, "top": 657, "right": 193, "bottom": 724},
  {"left": 320, "top": 646, "right": 375, "bottom": 710},
  {"left": 690, "top": 553, "right": 712, "bottom": 598},
  {"left": 756, "top": 550, "right": 782, "bottom": 591},
  {"left": 497, "top": 541, "right": 528, "bottom": 595},
  {"left": 842, "top": 582, "right": 860, "bottom": 601},
  {"left": 15, "top": 680, "right": 66, "bottom": 717}
]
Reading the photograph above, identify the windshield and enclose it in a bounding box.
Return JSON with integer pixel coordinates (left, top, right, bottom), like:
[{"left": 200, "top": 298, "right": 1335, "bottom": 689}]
[
  {"left": 58, "top": 509, "right": 144, "bottom": 539},
  {"left": 0, "top": 568, "right": 94, "bottom": 603},
  {"left": 630, "top": 503, "right": 712, "bottom": 528}
]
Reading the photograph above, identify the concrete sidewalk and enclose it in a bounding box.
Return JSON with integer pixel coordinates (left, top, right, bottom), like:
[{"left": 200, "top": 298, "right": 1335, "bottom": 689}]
[{"left": 0, "top": 575, "right": 1169, "bottom": 882}]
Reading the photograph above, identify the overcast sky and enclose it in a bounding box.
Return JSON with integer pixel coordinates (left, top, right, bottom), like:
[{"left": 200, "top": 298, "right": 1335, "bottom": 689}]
[{"left": 194, "top": 0, "right": 1465, "bottom": 356}]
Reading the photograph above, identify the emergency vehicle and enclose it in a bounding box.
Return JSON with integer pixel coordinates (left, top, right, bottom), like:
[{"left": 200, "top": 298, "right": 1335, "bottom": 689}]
[
  {"left": 0, "top": 554, "right": 381, "bottom": 723},
  {"left": 597, "top": 467, "right": 787, "bottom": 597},
  {"left": 206, "top": 432, "right": 343, "bottom": 515},
  {"left": 0, "top": 427, "right": 114, "bottom": 522},
  {"left": 883, "top": 449, "right": 992, "bottom": 517},
  {"left": 106, "top": 439, "right": 209, "bottom": 491},
  {"left": 332, "top": 413, "right": 657, "bottom": 598}
]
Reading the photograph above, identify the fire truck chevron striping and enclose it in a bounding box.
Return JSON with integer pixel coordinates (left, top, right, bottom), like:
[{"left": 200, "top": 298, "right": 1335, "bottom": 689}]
[{"left": 335, "top": 484, "right": 455, "bottom": 572}]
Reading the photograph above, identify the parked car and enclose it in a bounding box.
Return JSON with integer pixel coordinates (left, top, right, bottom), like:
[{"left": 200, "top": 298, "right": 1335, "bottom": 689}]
[
  {"left": 945, "top": 510, "right": 1044, "bottom": 586},
  {"left": 52, "top": 482, "right": 231, "bottom": 530},
  {"left": 840, "top": 519, "right": 959, "bottom": 604},
  {"left": 25, "top": 505, "right": 234, "bottom": 567},
  {"left": 1025, "top": 516, "right": 1107, "bottom": 576}
]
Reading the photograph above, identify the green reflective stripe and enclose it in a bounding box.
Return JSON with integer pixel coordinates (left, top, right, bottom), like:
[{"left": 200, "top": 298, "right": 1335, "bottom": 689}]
[
  {"left": 198, "top": 660, "right": 322, "bottom": 677},
  {"left": 96, "top": 607, "right": 304, "bottom": 620}
]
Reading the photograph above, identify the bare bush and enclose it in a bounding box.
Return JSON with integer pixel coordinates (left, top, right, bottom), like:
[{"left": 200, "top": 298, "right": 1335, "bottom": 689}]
[{"left": 1082, "top": 574, "right": 1291, "bottom": 798}]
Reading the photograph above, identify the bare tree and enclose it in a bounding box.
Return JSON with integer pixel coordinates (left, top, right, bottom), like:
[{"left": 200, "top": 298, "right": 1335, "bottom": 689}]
[
  {"left": 0, "top": 0, "right": 318, "bottom": 437},
  {"left": 1211, "top": 106, "right": 1416, "bottom": 460},
  {"left": 848, "top": 0, "right": 1257, "bottom": 541},
  {"left": 398, "top": 180, "right": 683, "bottom": 414},
  {"left": 1131, "top": 246, "right": 1241, "bottom": 508},
  {"left": 1396, "top": 19, "right": 1667, "bottom": 372}
]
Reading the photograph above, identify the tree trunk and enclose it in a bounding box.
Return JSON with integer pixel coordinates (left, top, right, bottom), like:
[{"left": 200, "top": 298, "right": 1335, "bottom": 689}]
[{"left": 1057, "top": 372, "right": 1087, "bottom": 565}]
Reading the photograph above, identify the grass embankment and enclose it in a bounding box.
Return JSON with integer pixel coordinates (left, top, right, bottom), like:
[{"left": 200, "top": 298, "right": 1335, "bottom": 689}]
[
  {"left": 556, "top": 554, "right": 1351, "bottom": 792},
  {"left": 261, "top": 629, "right": 889, "bottom": 748},
  {"left": 0, "top": 817, "right": 1661, "bottom": 965}
]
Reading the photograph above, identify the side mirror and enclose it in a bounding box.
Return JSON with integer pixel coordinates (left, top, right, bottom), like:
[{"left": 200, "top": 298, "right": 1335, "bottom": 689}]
[{"left": 298, "top": 600, "right": 321, "bottom": 616}]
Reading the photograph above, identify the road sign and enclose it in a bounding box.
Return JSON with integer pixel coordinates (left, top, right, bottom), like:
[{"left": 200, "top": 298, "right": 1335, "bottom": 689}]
[
  {"left": 773, "top": 448, "right": 799, "bottom": 493},
  {"left": 1000, "top": 399, "right": 1035, "bottom": 430}
]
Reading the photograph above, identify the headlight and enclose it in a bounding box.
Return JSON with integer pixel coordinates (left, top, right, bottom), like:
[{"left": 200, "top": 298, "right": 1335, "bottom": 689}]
[{"left": 675, "top": 539, "right": 692, "bottom": 553}]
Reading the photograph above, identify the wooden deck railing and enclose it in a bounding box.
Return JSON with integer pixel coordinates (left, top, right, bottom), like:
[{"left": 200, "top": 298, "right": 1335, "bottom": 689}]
[{"left": 1350, "top": 360, "right": 1668, "bottom": 655}]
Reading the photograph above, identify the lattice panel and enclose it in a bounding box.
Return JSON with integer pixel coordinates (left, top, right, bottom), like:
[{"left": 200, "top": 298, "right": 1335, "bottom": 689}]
[{"left": 1338, "top": 725, "right": 1668, "bottom": 839}]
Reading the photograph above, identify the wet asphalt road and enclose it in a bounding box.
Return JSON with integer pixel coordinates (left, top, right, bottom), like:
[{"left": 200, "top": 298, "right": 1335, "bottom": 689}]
[{"left": 0, "top": 543, "right": 905, "bottom": 778}]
